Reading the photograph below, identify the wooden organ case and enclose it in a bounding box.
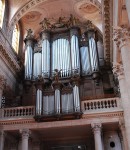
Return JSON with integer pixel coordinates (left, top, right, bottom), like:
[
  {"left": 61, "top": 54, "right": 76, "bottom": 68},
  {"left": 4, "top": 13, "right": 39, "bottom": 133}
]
[{"left": 23, "top": 16, "right": 115, "bottom": 122}]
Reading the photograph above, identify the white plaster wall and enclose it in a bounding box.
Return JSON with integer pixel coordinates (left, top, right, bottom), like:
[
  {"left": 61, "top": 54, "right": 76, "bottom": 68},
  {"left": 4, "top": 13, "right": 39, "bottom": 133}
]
[{"left": 104, "top": 131, "right": 122, "bottom": 150}]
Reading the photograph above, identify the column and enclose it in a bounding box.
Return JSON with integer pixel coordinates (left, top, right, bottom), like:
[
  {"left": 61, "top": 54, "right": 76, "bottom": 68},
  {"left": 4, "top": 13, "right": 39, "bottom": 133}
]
[
  {"left": 0, "top": 130, "right": 5, "bottom": 150},
  {"left": 119, "top": 119, "right": 128, "bottom": 150},
  {"left": 114, "top": 27, "right": 130, "bottom": 149},
  {"left": 113, "top": 63, "right": 130, "bottom": 149},
  {"left": 20, "top": 129, "right": 31, "bottom": 150},
  {"left": 91, "top": 123, "right": 103, "bottom": 150},
  {"left": 0, "top": 75, "right": 6, "bottom": 108}
]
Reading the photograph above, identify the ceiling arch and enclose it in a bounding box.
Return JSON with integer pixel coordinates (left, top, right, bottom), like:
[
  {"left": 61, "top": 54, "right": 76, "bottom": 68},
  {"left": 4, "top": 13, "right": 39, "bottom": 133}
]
[{"left": 9, "top": 0, "right": 101, "bottom": 29}]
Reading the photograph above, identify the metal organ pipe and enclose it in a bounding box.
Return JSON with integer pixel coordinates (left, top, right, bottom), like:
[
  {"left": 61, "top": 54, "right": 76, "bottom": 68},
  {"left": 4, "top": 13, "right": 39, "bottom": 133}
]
[
  {"left": 55, "top": 89, "right": 61, "bottom": 114},
  {"left": 70, "top": 28, "right": 80, "bottom": 74},
  {"left": 43, "top": 95, "right": 54, "bottom": 115},
  {"left": 62, "top": 93, "right": 73, "bottom": 113},
  {"left": 24, "top": 41, "right": 33, "bottom": 79},
  {"left": 41, "top": 31, "right": 50, "bottom": 78},
  {"left": 80, "top": 46, "right": 91, "bottom": 75},
  {"left": 73, "top": 85, "right": 80, "bottom": 112},
  {"left": 33, "top": 52, "right": 42, "bottom": 79},
  {"left": 52, "top": 39, "right": 71, "bottom": 77},
  {"left": 36, "top": 89, "right": 42, "bottom": 115},
  {"left": 89, "top": 37, "right": 99, "bottom": 72}
]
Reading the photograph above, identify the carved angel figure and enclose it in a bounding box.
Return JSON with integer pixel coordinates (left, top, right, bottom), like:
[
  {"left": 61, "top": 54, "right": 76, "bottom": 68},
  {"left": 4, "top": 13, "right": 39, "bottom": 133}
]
[
  {"left": 40, "top": 18, "right": 51, "bottom": 30},
  {"left": 26, "top": 29, "right": 33, "bottom": 38},
  {"left": 54, "top": 69, "right": 62, "bottom": 82}
]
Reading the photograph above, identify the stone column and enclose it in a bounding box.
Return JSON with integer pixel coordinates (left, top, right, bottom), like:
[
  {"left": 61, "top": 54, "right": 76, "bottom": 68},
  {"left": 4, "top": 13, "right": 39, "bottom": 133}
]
[
  {"left": 0, "top": 75, "right": 6, "bottom": 108},
  {"left": 0, "top": 130, "right": 5, "bottom": 150},
  {"left": 113, "top": 63, "right": 130, "bottom": 149},
  {"left": 91, "top": 123, "right": 103, "bottom": 150},
  {"left": 119, "top": 119, "right": 129, "bottom": 150},
  {"left": 20, "top": 129, "right": 31, "bottom": 150}
]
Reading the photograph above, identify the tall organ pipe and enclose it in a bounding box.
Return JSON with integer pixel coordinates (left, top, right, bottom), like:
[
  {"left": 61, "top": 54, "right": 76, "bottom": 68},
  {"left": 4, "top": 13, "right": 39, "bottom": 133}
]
[
  {"left": 70, "top": 27, "right": 80, "bottom": 74},
  {"left": 36, "top": 89, "right": 42, "bottom": 115},
  {"left": 24, "top": 39, "right": 34, "bottom": 79},
  {"left": 73, "top": 85, "right": 80, "bottom": 112},
  {"left": 88, "top": 30, "right": 99, "bottom": 73},
  {"left": 41, "top": 31, "right": 50, "bottom": 78},
  {"left": 80, "top": 46, "right": 91, "bottom": 75},
  {"left": 33, "top": 52, "right": 42, "bottom": 79},
  {"left": 52, "top": 39, "right": 71, "bottom": 77},
  {"left": 43, "top": 95, "right": 54, "bottom": 115},
  {"left": 55, "top": 89, "right": 61, "bottom": 114}
]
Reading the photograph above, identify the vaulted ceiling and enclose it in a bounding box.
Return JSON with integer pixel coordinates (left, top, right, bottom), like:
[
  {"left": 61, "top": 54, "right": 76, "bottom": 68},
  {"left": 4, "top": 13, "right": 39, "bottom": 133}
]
[{"left": 8, "top": 0, "right": 102, "bottom": 38}]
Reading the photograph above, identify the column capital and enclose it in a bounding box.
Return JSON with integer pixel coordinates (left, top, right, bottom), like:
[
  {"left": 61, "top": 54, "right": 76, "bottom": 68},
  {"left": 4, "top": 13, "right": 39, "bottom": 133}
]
[
  {"left": 113, "top": 63, "right": 125, "bottom": 80},
  {"left": 20, "top": 129, "right": 31, "bottom": 139},
  {"left": 91, "top": 123, "right": 102, "bottom": 133},
  {"left": 113, "top": 26, "right": 130, "bottom": 48},
  {"left": 0, "top": 75, "right": 6, "bottom": 91}
]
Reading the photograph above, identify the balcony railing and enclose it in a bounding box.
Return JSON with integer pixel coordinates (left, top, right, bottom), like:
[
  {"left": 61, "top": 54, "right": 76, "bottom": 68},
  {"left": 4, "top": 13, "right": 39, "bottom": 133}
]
[
  {"left": 0, "top": 98, "right": 123, "bottom": 121},
  {"left": 81, "top": 97, "right": 123, "bottom": 114},
  {"left": 0, "top": 106, "right": 35, "bottom": 119}
]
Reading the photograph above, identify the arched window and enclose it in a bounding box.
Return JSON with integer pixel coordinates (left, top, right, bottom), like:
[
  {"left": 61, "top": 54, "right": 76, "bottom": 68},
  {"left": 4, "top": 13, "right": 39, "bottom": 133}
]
[
  {"left": 12, "top": 24, "right": 20, "bottom": 53},
  {"left": 0, "top": 0, "right": 5, "bottom": 28}
]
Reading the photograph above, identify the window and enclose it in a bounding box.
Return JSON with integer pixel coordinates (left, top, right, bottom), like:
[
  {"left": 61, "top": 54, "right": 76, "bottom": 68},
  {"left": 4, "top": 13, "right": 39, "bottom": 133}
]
[
  {"left": 0, "top": 0, "right": 5, "bottom": 28},
  {"left": 12, "top": 24, "right": 20, "bottom": 53}
]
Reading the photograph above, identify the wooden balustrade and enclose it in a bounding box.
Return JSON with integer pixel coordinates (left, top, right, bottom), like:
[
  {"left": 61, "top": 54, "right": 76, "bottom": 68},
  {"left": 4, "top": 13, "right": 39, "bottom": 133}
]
[{"left": 81, "top": 97, "right": 123, "bottom": 113}]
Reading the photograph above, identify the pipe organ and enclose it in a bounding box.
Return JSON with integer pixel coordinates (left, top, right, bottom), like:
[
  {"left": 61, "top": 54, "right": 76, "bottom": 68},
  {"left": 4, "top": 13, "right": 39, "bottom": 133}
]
[{"left": 24, "top": 18, "right": 101, "bottom": 121}]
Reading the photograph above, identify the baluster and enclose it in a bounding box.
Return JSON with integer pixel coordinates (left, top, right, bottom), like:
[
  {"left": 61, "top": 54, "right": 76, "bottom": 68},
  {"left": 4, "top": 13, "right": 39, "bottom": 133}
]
[
  {"left": 109, "top": 100, "right": 112, "bottom": 108},
  {"left": 105, "top": 101, "right": 108, "bottom": 108},
  {"left": 84, "top": 103, "right": 86, "bottom": 110},
  {"left": 87, "top": 103, "right": 89, "bottom": 110},
  {"left": 8, "top": 109, "right": 10, "bottom": 117},
  {"left": 98, "top": 101, "right": 100, "bottom": 109},
  {"left": 115, "top": 99, "right": 117, "bottom": 107},
  {"left": 94, "top": 102, "right": 97, "bottom": 109},
  {"left": 90, "top": 102, "right": 93, "bottom": 109},
  {"left": 101, "top": 101, "right": 103, "bottom": 109}
]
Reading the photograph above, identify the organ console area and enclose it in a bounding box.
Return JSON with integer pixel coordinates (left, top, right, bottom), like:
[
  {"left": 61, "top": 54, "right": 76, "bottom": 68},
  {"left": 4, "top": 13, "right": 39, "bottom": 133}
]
[{"left": 23, "top": 16, "right": 114, "bottom": 121}]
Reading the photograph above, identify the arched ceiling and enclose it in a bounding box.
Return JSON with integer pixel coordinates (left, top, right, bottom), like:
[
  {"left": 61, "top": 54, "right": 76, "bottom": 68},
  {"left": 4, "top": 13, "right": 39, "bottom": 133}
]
[{"left": 8, "top": 0, "right": 102, "bottom": 37}]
